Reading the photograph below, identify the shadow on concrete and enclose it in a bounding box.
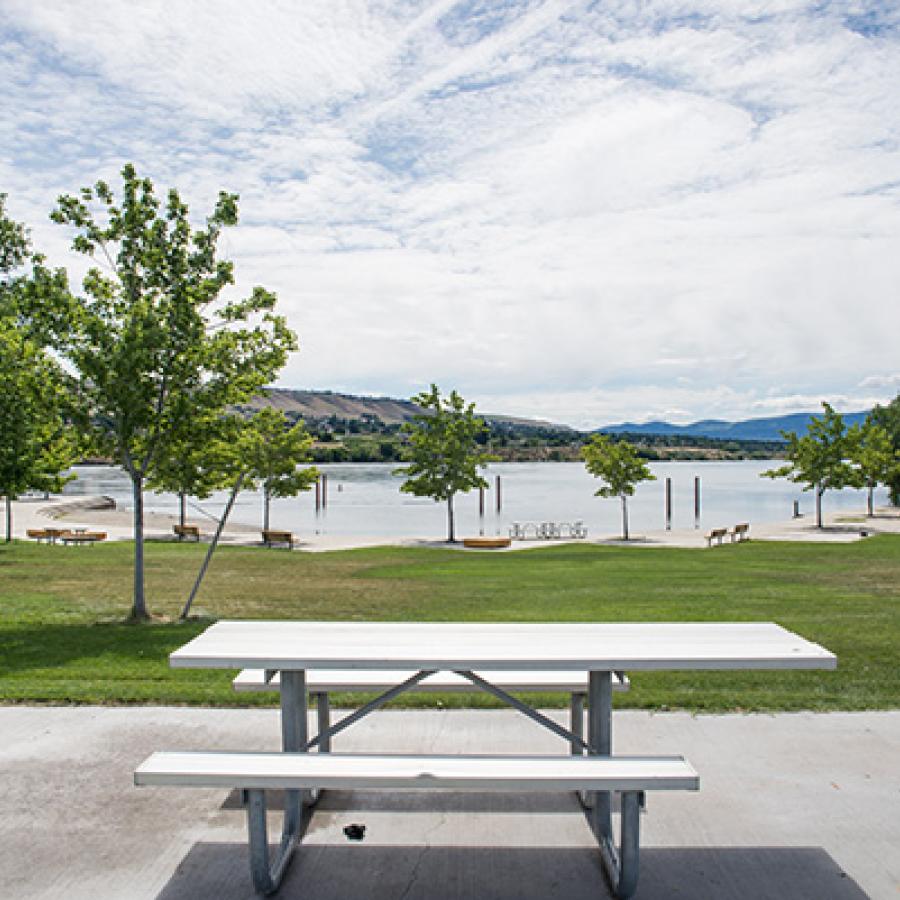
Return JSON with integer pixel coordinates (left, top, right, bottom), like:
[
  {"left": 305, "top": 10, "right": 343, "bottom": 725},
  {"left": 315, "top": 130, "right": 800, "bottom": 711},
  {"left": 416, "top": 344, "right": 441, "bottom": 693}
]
[
  {"left": 155, "top": 843, "right": 869, "bottom": 900},
  {"left": 221, "top": 788, "right": 578, "bottom": 814}
]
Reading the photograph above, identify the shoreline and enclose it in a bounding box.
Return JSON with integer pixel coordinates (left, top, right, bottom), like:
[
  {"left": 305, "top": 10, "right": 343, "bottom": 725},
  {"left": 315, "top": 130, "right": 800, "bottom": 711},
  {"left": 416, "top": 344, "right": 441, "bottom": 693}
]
[{"left": 8, "top": 495, "right": 900, "bottom": 551}]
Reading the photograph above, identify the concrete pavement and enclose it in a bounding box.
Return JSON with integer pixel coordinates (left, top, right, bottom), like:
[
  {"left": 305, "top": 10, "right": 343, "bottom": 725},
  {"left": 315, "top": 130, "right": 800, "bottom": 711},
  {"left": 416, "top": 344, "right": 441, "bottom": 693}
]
[{"left": 1, "top": 706, "right": 897, "bottom": 899}]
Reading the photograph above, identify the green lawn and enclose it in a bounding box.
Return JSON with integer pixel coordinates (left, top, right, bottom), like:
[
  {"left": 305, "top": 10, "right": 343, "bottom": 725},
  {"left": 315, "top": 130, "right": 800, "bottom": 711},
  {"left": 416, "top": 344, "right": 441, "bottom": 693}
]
[{"left": 0, "top": 536, "right": 897, "bottom": 711}]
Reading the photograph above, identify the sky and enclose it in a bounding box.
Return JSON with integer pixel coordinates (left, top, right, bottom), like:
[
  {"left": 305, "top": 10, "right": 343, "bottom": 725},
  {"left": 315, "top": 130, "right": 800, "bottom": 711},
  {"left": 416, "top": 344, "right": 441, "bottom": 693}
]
[{"left": 2, "top": 0, "right": 899, "bottom": 429}]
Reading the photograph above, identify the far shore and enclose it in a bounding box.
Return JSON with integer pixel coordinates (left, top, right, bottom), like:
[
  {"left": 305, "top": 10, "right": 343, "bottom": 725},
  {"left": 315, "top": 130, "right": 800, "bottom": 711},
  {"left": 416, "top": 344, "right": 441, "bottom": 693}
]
[{"left": 8, "top": 495, "right": 900, "bottom": 552}]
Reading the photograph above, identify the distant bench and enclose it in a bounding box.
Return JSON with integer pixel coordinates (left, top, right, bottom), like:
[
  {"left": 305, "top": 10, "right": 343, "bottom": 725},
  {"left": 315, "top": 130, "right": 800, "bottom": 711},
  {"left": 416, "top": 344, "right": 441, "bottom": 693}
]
[
  {"left": 706, "top": 523, "right": 750, "bottom": 547},
  {"left": 59, "top": 530, "right": 106, "bottom": 545},
  {"left": 234, "top": 668, "right": 629, "bottom": 753},
  {"left": 27, "top": 528, "right": 106, "bottom": 545},
  {"left": 262, "top": 530, "right": 293, "bottom": 548},
  {"left": 173, "top": 524, "right": 200, "bottom": 541}
]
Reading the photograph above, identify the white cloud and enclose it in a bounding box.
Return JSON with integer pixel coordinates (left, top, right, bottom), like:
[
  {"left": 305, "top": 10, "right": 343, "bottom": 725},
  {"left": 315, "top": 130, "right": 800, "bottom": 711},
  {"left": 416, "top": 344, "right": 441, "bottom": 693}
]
[{"left": 2, "top": 0, "right": 899, "bottom": 427}]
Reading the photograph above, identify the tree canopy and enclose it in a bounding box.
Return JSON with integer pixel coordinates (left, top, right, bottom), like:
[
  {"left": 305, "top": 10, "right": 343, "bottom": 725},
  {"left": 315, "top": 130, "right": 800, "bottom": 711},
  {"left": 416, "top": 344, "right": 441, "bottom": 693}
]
[
  {"left": 49, "top": 164, "right": 297, "bottom": 619},
  {"left": 395, "top": 385, "right": 495, "bottom": 542},
  {"left": 848, "top": 417, "right": 900, "bottom": 516},
  {"left": 762, "top": 402, "right": 860, "bottom": 527},
  {"left": 582, "top": 434, "right": 655, "bottom": 540},
  {"left": 0, "top": 195, "right": 78, "bottom": 540},
  {"left": 869, "top": 394, "right": 900, "bottom": 506},
  {"left": 240, "top": 406, "right": 318, "bottom": 531}
]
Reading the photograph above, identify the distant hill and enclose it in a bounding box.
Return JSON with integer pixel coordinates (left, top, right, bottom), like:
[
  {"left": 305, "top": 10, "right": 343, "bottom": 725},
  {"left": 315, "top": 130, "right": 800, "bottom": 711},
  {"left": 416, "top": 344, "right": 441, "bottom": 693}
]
[
  {"left": 245, "top": 388, "right": 571, "bottom": 430},
  {"left": 600, "top": 410, "right": 871, "bottom": 442}
]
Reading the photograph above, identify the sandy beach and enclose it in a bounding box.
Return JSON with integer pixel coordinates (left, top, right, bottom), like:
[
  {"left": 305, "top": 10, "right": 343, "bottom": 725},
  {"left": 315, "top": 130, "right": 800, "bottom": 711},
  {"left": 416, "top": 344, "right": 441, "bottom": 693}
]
[{"left": 7, "top": 494, "right": 900, "bottom": 552}]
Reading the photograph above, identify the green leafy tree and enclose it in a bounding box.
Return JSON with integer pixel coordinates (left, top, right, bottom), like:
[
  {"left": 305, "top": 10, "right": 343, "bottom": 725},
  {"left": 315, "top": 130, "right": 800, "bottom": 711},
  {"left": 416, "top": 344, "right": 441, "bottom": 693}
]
[
  {"left": 848, "top": 418, "right": 900, "bottom": 516},
  {"left": 869, "top": 394, "right": 900, "bottom": 505},
  {"left": 762, "top": 402, "right": 861, "bottom": 528},
  {"left": 240, "top": 406, "right": 318, "bottom": 531},
  {"left": 147, "top": 413, "right": 243, "bottom": 529},
  {"left": 582, "top": 434, "right": 655, "bottom": 540},
  {"left": 395, "top": 385, "right": 496, "bottom": 542},
  {"left": 50, "top": 164, "right": 296, "bottom": 620},
  {"left": 0, "top": 196, "right": 78, "bottom": 541},
  {"left": 177, "top": 408, "right": 317, "bottom": 619}
]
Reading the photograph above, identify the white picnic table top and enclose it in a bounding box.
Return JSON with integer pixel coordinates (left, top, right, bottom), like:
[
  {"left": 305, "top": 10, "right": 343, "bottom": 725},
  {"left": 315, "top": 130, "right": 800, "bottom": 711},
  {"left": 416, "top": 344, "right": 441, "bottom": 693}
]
[{"left": 170, "top": 621, "right": 836, "bottom": 672}]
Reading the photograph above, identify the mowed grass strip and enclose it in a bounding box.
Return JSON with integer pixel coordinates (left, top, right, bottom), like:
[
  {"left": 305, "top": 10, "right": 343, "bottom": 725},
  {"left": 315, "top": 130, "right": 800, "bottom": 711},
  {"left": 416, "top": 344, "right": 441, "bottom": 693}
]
[{"left": 0, "top": 535, "right": 897, "bottom": 711}]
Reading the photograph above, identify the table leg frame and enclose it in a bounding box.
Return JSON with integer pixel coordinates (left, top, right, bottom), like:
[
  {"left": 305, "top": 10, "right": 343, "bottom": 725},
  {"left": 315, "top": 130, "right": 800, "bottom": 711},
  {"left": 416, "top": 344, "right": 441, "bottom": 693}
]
[
  {"left": 587, "top": 671, "right": 642, "bottom": 899},
  {"left": 246, "top": 670, "right": 309, "bottom": 895}
]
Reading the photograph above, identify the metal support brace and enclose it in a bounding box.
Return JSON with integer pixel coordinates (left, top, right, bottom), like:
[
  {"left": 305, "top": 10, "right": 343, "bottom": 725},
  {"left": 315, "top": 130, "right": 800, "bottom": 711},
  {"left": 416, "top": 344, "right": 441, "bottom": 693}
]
[
  {"left": 244, "top": 670, "right": 311, "bottom": 895},
  {"left": 588, "top": 671, "right": 613, "bottom": 841},
  {"left": 305, "top": 670, "right": 437, "bottom": 751},
  {"left": 454, "top": 670, "right": 593, "bottom": 752},
  {"left": 313, "top": 692, "right": 331, "bottom": 752},
  {"left": 246, "top": 788, "right": 310, "bottom": 896},
  {"left": 569, "top": 692, "right": 585, "bottom": 755},
  {"left": 596, "top": 790, "right": 643, "bottom": 899}
]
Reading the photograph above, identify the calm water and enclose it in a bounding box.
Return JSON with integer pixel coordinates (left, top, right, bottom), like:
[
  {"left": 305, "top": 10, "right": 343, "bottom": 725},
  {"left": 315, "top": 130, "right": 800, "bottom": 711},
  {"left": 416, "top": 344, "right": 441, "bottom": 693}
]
[{"left": 62, "top": 461, "right": 886, "bottom": 539}]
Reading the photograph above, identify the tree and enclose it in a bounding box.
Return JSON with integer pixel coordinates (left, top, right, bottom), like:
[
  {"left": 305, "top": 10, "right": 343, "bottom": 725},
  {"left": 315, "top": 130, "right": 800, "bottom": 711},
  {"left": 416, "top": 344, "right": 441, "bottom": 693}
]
[
  {"left": 147, "top": 413, "right": 242, "bottom": 529},
  {"left": 762, "top": 403, "right": 860, "bottom": 528},
  {"left": 240, "top": 406, "right": 318, "bottom": 531},
  {"left": 0, "top": 196, "right": 78, "bottom": 540},
  {"left": 848, "top": 418, "right": 900, "bottom": 516},
  {"left": 869, "top": 394, "right": 900, "bottom": 506},
  {"left": 50, "top": 164, "right": 296, "bottom": 620},
  {"left": 582, "top": 434, "right": 655, "bottom": 540},
  {"left": 395, "top": 385, "right": 495, "bottom": 542},
  {"left": 177, "top": 409, "right": 317, "bottom": 619}
]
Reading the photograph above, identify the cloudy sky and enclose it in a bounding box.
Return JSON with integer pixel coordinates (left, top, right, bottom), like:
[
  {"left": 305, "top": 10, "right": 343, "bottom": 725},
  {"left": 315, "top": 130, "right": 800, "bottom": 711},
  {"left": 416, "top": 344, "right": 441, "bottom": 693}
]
[{"left": 2, "top": 0, "right": 899, "bottom": 427}]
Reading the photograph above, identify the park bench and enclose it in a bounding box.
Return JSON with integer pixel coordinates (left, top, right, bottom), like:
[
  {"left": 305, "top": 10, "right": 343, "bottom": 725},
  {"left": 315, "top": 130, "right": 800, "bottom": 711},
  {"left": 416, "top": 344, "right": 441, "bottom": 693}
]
[
  {"left": 730, "top": 522, "right": 750, "bottom": 543},
  {"left": 59, "top": 530, "right": 106, "bottom": 545},
  {"left": 135, "top": 750, "right": 698, "bottom": 898},
  {"left": 233, "top": 668, "right": 629, "bottom": 753},
  {"left": 705, "top": 527, "right": 728, "bottom": 547},
  {"left": 173, "top": 524, "right": 200, "bottom": 541},
  {"left": 262, "top": 529, "right": 293, "bottom": 548},
  {"left": 26, "top": 528, "right": 52, "bottom": 542}
]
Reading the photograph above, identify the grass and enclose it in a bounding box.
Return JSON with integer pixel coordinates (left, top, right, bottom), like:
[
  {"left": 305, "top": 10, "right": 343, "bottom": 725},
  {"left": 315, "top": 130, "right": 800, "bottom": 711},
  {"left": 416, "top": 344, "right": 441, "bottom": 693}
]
[{"left": 0, "top": 535, "right": 897, "bottom": 711}]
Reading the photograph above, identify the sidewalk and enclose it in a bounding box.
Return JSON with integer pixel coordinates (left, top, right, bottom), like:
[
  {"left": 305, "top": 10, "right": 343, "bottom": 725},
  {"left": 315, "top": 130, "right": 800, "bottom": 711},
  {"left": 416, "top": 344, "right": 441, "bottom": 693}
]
[{"left": 1, "top": 706, "right": 896, "bottom": 899}]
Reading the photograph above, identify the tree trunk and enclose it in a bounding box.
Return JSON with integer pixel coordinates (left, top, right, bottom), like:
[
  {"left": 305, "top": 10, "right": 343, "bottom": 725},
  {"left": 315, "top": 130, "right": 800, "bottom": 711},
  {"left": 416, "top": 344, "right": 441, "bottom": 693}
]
[
  {"left": 130, "top": 473, "right": 149, "bottom": 620},
  {"left": 621, "top": 494, "right": 629, "bottom": 541},
  {"left": 816, "top": 486, "right": 824, "bottom": 529},
  {"left": 447, "top": 495, "right": 456, "bottom": 542},
  {"left": 5, "top": 494, "right": 11, "bottom": 543},
  {"left": 179, "top": 493, "right": 186, "bottom": 529},
  {"left": 181, "top": 473, "right": 245, "bottom": 620},
  {"left": 263, "top": 485, "right": 270, "bottom": 532},
  {"left": 867, "top": 485, "right": 874, "bottom": 518}
]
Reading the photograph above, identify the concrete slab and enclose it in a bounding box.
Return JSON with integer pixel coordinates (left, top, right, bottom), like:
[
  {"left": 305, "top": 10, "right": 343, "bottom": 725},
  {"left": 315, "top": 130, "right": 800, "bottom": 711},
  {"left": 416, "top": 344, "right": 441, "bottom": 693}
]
[{"left": 0, "top": 707, "right": 897, "bottom": 899}]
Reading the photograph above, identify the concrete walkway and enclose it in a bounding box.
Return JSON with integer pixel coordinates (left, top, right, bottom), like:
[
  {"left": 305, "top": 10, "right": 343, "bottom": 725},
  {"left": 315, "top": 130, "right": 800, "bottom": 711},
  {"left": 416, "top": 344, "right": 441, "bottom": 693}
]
[{"left": 1, "top": 707, "right": 897, "bottom": 899}]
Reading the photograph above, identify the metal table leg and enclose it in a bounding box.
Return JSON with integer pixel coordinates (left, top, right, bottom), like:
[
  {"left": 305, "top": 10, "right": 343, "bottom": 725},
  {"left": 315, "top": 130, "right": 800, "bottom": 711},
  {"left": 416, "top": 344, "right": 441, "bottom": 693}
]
[
  {"left": 587, "top": 671, "right": 642, "bottom": 899},
  {"left": 247, "top": 670, "right": 309, "bottom": 895}
]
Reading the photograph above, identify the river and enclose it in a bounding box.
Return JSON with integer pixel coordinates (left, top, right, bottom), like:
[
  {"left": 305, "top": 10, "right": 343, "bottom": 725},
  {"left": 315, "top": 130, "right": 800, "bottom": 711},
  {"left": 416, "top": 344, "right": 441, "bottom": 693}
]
[{"left": 61, "top": 461, "right": 886, "bottom": 540}]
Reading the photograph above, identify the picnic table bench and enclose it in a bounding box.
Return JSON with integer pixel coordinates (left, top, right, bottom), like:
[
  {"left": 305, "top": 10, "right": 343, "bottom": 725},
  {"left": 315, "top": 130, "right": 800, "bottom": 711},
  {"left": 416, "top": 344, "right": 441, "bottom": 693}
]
[
  {"left": 173, "top": 524, "right": 200, "bottom": 541},
  {"left": 262, "top": 529, "right": 293, "bottom": 548},
  {"left": 136, "top": 621, "right": 836, "bottom": 899},
  {"left": 510, "top": 521, "right": 588, "bottom": 540},
  {"left": 705, "top": 527, "right": 728, "bottom": 547},
  {"left": 730, "top": 522, "right": 750, "bottom": 542},
  {"left": 233, "top": 667, "right": 629, "bottom": 754},
  {"left": 59, "top": 530, "right": 106, "bottom": 545}
]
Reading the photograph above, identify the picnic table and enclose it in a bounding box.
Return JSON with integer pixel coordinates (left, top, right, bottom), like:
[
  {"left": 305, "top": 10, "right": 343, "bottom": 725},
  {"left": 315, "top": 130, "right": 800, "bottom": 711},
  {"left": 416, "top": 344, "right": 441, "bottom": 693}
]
[{"left": 136, "top": 621, "right": 836, "bottom": 898}]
